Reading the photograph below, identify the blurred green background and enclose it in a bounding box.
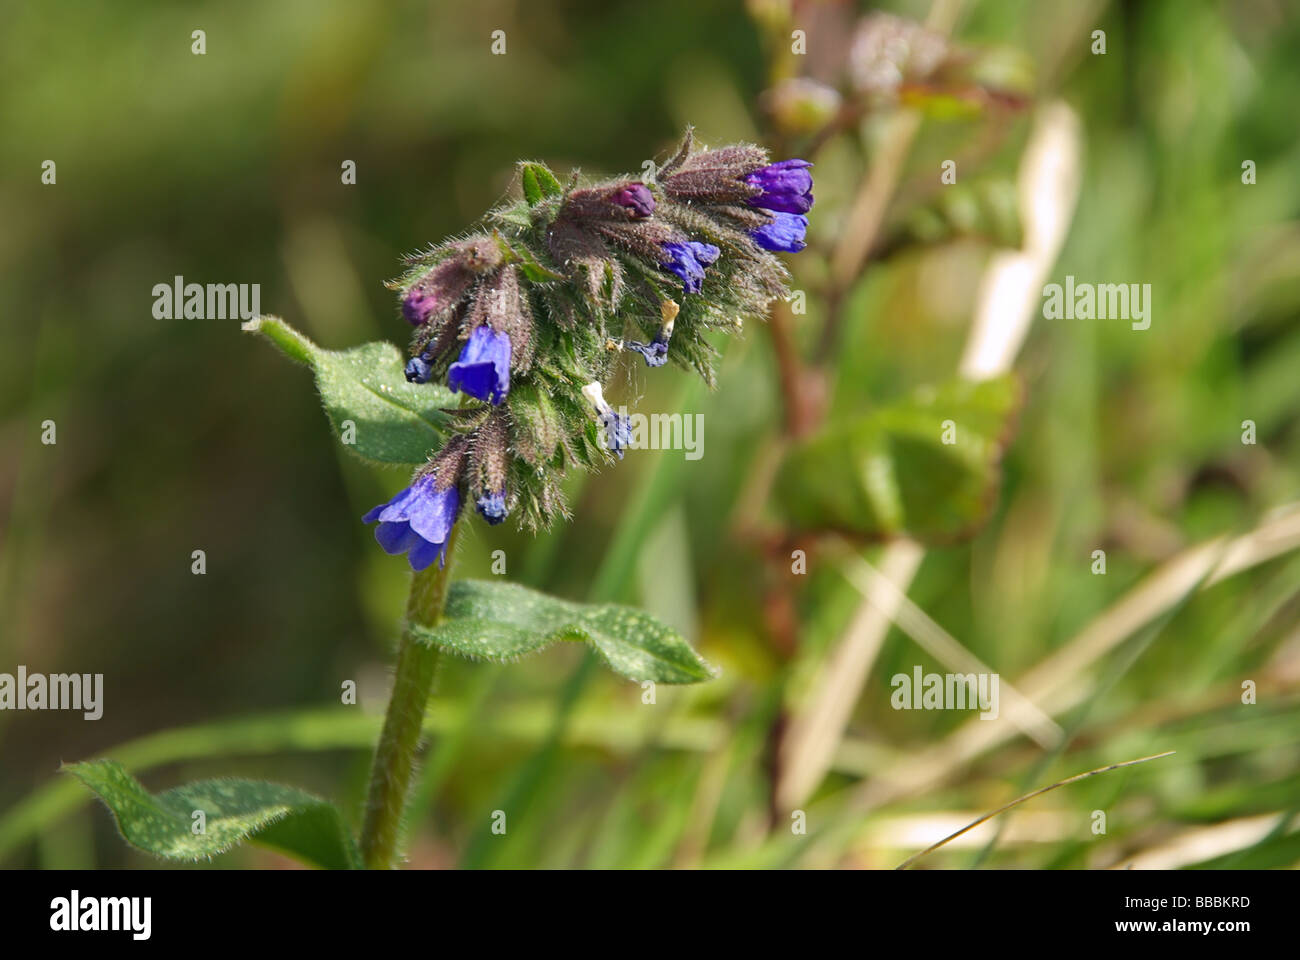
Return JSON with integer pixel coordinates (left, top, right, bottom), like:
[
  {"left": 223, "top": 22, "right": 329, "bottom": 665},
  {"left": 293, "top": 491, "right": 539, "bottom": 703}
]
[{"left": 2, "top": 0, "right": 1298, "bottom": 869}]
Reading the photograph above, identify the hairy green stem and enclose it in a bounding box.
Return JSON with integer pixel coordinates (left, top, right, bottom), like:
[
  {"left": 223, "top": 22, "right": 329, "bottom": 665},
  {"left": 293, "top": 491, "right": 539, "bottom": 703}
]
[{"left": 359, "top": 528, "right": 459, "bottom": 869}]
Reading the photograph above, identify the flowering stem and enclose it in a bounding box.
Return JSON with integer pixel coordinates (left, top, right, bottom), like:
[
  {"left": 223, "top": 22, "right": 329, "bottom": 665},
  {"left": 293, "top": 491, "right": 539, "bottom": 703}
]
[{"left": 359, "top": 527, "right": 459, "bottom": 869}]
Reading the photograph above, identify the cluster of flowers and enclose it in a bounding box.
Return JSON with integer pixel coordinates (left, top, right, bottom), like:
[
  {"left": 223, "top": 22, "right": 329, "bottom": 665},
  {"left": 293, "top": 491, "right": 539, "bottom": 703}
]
[{"left": 364, "top": 129, "right": 813, "bottom": 570}]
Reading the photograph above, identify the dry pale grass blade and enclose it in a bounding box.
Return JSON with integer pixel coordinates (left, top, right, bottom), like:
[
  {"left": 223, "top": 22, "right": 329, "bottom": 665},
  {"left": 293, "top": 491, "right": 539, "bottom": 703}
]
[
  {"left": 774, "top": 101, "right": 1083, "bottom": 813},
  {"left": 895, "top": 751, "right": 1175, "bottom": 869},
  {"left": 844, "top": 503, "right": 1300, "bottom": 817},
  {"left": 1016, "top": 503, "right": 1300, "bottom": 706},
  {"left": 959, "top": 101, "right": 1082, "bottom": 378},
  {"left": 867, "top": 809, "right": 1076, "bottom": 853},
  {"left": 1109, "top": 813, "right": 1293, "bottom": 870},
  {"left": 829, "top": 113, "right": 925, "bottom": 291},
  {"left": 835, "top": 543, "right": 1064, "bottom": 748},
  {"left": 775, "top": 540, "right": 925, "bottom": 813}
]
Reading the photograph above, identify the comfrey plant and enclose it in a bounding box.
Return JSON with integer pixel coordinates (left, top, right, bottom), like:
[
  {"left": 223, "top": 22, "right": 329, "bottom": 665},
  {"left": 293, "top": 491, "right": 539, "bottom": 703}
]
[
  {"left": 379, "top": 129, "right": 811, "bottom": 540},
  {"left": 62, "top": 130, "right": 812, "bottom": 870}
]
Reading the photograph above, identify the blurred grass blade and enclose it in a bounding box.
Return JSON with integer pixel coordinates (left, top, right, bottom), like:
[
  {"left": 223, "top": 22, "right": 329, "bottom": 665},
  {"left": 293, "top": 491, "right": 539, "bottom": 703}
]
[
  {"left": 458, "top": 378, "right": 704, "bottom": 868},
  {"left": 840, "top": 505, "right": 1300, "bottom": 822},
  {"left": 832, "top": 540, "right": 1062, "bottom": 749},
  {"left": 1123, "top": 812, "right": 1299, "bottom": 870},
  {"left": 0, "top": 701, "right": 742, "bottom": 865}
]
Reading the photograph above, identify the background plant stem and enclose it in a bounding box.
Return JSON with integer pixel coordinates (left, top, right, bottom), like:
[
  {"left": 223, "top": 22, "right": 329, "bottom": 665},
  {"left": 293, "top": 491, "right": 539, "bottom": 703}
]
[{"left": 359, "top": 527, "right": 459, "bottom": 869}]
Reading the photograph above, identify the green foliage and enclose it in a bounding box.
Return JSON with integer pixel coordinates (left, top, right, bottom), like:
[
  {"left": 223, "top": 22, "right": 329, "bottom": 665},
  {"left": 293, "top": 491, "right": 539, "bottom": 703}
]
[
  {"left": 519, "top": 161, "right": 565, "bottom": 205},
  {"left": 247, "top": 316, "right": 455, "bottom": 467},
  {"left": 904, "top": 178, "right": 1022, "bottom": 248},
  {"left": 495, "top": 230, "right": 568, "bottom": 283},
  {"left": 64, "top": 760, "right": 358, "bottom": 869},
  {"left": 413, "top": 580, "right": 717, "bottom": 683},
  {"left": 776, "top": 374, "right": 1020, "bottom": 541},
  {"left": 508, "top": 382, "right": 564, "bottom": 466}
]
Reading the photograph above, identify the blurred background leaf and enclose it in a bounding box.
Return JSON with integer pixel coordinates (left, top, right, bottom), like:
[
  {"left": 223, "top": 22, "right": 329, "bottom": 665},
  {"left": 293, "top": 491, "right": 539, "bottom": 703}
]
[{"left": 775, "top": 373, "right": 1019, "bottom": 540}]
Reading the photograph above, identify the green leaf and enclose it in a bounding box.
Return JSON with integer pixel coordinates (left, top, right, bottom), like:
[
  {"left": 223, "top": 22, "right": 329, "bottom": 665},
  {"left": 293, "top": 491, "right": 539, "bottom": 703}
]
[
  {"left": 494, "top": 230, "right": 566, "bottom": 283},
  {"left": 247, "top": 315, "right": 454, "bottom": 467},
  {"left": 64, "top": 759, "right": 359, "bottom": 869},
  {"left": 519, "top": 161, "right": 564, "bottom": 205},
  {"left": 509, "top": 382, "right": 563, "bottom": 466},
  {"left": 776, "top": 375, "right": 1020, "bottom": 542},
  {"left": 514, "top": 248, "right": 567, "bottom": 284},
  {"left": 412, "top": 580, "right": 717, "bottom": 684}
]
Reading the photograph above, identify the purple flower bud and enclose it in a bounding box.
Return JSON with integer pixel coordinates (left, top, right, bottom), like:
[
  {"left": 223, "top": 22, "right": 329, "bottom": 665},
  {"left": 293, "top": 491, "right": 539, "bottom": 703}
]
[
  {"left": 610, "top": 182, "right": 655, "bottom": 218},
  {"left": 750, "top": 211, "right": 808, "bottom": 253},
  {"left": 660, "top": 241, "right": 720, "bottom": 295},
  {"left": 402, "top": 288, "right": 442, "bottom": 326},
  {"left": 468, "top": 410, "right": 510, "bottom": 524},
  {"left": 658, "top": 132, "right": 770, "bottom": 205},
  {"left": 404, "top": 354, "right": 433, "bottom": 383},
  {"left": 448, "top": 326, "right": 512, "bottom": 405},
  {"left": 362, "top": 473, "right": 461, "bottom": 571},
  {"left": 400, "top": 236, "right": 502, "bottom": 326},
  {"left": 744, "top": 159, "right": 814, "bottom": 214}
]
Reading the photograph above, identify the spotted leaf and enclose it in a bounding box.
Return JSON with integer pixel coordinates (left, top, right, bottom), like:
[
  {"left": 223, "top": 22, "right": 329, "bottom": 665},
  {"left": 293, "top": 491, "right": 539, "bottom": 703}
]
[
  {"left": 64, "top": 759, "right": 359, "bottom": 869},
  {"left": 410, "top": 580, "right": 716, "bottom": 684},
  {"left": 247, "top": 315, "right": 455, "bottom": 467}
]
